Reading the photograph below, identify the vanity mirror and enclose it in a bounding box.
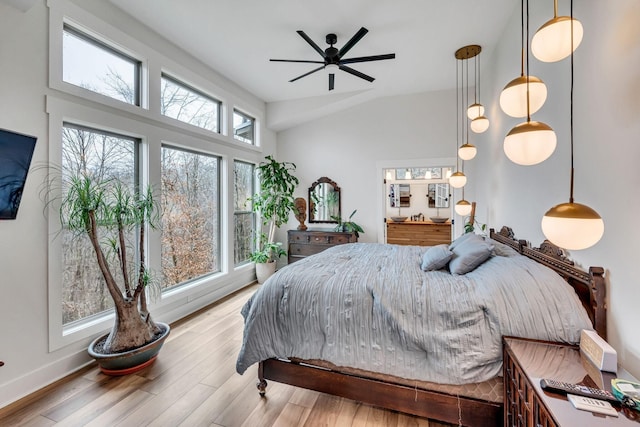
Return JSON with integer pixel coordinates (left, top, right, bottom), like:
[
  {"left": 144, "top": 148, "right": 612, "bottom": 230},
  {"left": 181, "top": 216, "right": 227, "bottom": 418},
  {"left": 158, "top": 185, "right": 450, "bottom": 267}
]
[
  {"left": 389, "top": 183, "right": 411, "bottom": 207},
  {"left": 309, "top": 177, "right": 341, "bottom": 223},
  {"left": 428, "top": 183, "right": 450, "bottom": 208}
]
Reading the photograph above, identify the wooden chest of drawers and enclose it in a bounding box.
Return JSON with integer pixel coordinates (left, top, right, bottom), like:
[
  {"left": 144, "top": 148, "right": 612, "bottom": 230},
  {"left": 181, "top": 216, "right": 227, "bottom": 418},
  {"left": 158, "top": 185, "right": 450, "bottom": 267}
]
[
  {"left": 287, "top": 229, "right": 358, "bottom": 264},
  {"left": 386, "top": 220, "right": 451, "bottom": 246}
]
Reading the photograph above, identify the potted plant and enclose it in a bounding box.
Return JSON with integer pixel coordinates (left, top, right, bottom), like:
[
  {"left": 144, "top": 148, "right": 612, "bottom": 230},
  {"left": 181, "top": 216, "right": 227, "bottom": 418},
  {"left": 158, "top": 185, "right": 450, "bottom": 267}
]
[
  {"left": 249, "top": 233, "right": 287, "bottom": 283},
  {"left": 250, "top": 155, "right": 299, "bottom": 282},
  {"left": 333, "top": 209, "right": 365, "bottom": 238},
  {"left": 59, "top": 175, "right": 169, "bottom": 375}
]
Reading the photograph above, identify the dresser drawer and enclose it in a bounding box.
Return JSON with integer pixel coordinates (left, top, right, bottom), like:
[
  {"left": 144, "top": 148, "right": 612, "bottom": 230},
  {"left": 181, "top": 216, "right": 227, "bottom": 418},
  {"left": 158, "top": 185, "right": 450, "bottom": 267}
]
[{"left": 287, "top": 229, "right": 358, "bottom": 264}]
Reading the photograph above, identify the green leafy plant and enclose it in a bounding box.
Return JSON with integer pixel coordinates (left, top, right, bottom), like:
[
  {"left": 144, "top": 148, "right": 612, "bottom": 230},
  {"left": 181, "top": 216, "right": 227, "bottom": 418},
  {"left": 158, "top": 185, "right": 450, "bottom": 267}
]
[
  {"left": 249, "top": 155, "right": 299, "bottom": 263},
  {"left": 249, "top": 233, "right": 287, "bottom": 263},
  {"left": 332, "top": 209, "right": 365, "bottom": 238},
  {"left": 464, "top": 218, "right": 487, "bottom": 235}
]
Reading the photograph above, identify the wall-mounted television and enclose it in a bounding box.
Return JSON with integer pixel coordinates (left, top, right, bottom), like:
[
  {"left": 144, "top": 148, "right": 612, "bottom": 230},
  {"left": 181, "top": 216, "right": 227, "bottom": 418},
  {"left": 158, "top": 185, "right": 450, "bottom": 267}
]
[{"left": 0, "top": 128, "right": 37, "bottom": 220}]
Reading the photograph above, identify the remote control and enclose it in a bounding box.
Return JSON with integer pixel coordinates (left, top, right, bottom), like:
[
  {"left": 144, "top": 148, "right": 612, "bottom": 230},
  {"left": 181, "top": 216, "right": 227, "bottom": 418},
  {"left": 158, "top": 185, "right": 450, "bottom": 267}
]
[
  {"left": 540, "top": 379, "right": 619, "bottom": 403},
  {"left": 567, "top": 394, "right": 618, "bottom": 417}
]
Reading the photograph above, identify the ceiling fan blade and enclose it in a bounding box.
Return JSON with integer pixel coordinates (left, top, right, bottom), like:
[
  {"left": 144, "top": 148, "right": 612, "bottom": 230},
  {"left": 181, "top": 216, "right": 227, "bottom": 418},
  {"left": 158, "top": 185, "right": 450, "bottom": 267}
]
[
  {"left": 339, "top": 65, "right": 375, "bottom": 82},
  {"left": 296, "top": 30, "right": 326, "bottom": 58},
  {"left": 340, "top": 53, "right": 396, "bottom": 64},
  {"left": 289, "top": 65, "right": 325, "bottom": 83},
  {"left": 338, "top": 27, "right": 369, "bottom": 57},
  {"left": 270, "top": 59, "right": 325, "bottom": 64},
  {"left": 329, "top": 73, "right": 335, "bottom": 91}
]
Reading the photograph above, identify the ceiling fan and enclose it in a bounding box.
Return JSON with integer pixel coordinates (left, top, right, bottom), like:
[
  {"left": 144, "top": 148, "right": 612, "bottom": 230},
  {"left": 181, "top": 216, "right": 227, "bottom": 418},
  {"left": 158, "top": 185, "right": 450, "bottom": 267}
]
[{"left": 270, "top": 27, "right": 396, "bottom": 91}]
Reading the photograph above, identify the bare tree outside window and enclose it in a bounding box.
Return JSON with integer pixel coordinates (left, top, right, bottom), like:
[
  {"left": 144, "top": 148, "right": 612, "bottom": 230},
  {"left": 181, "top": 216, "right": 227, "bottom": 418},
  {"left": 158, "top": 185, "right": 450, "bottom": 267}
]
[
  {"left": 161, "top": 75, "right": 220, "bottom": 133},
  {"left": 234, "top": 161, "right": 255, "bottom": 265},
  {"left": 161, "top": 147, "right": 220, "bottom": 288},
  {"left": 61, "top": 125, "right": 138, "bottom": 324}
]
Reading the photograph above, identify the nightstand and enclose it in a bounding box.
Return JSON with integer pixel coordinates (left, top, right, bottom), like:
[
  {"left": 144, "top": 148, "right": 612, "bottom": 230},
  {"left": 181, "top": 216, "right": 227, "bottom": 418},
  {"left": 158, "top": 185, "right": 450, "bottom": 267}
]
[{"left": 503, "top": 336, "right": 639, "bottom": 426}]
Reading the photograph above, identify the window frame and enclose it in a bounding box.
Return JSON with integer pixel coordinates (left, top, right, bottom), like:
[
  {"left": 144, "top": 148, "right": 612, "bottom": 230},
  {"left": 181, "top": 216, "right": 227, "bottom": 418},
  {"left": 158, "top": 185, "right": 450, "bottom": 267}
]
[
  {"left": 233, "top": 160, "right": 256, "bottom": 266},
  {"left": 161, "top": 73, "right": 222, "bottom": 134},
  {"left": 233, "top": 108, "right": 256, "bottom": 145},
  {"left": 62, "top": 23, "right": 143, "bottom": 107}
]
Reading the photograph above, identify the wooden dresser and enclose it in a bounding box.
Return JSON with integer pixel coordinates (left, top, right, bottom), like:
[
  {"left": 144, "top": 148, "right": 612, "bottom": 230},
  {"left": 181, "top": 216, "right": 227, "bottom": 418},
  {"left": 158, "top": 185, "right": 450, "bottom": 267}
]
[
  {"left": 503, "top": 336, "right": 638, "bottom": 426},
  {"left": 287, "top": 229, "right": 358, "bottom": 264},
  {"left": 386, "top": 220, "right": 451, "bottom": 246}
]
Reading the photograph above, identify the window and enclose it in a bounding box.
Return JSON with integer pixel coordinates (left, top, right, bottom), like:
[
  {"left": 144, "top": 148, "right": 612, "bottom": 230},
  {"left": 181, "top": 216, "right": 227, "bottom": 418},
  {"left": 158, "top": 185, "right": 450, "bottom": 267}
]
[
  {"left": 63, "top": 25, "right": 140, "bottom": 105},
  {"left": 61, "top": 124, "right": 139, "bottom": 324},
  {"left": 234, "top": 161, "right": 255, "bottom": 265},
  {"left": 161, "top": 75, "right": 221, "bottom": 133},
  {"left": 161, "top": 146, "right": 220, "bottom": 288},
  {"left": 233, "top": 109, "right": 255, "bottom": 144}
]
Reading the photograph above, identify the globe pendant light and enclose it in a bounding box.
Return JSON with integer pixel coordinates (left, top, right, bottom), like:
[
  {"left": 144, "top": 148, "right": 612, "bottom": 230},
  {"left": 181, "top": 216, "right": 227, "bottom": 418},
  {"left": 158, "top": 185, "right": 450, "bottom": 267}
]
[
  {"left": 468, "top": 50, "right": 489, "bottom": 133},
  {"left": 542, "top": 0, "right": 603, "bottom": 250},
  {"left": 455, "top": 199, "right": 472, "bottom": 216},
  {"left": 458, "top": 143, "right": 477, "bottom": 161},
  {"left": 449, "top": 171, "right": 467, "bottom": 189},
  {"left": 532, "top": 0, "right": 583, "bottom": 63},
  {"left": 500, "top": 0, "right": 547, "bottom": 118},
  {"left": 503, "top": 0, "right": 556, "bottom": 166}
]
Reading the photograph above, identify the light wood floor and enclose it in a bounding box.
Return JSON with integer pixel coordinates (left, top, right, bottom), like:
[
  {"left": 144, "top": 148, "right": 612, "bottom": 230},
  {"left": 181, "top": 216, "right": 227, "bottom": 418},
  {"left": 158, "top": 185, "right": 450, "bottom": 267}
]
[{"left": 0, "top": 284, "right": 453, "bottom": 427}]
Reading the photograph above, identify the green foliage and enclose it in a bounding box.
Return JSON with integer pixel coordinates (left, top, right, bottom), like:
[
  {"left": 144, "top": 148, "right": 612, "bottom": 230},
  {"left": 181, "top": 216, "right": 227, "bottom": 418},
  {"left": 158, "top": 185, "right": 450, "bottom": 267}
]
[
  {"left": 249, "top": 233, "right": 287, "bottom": 263},
  {"left": 332, "top": 209, "right": 365, "bottom": 238},
  {"left": 464, "top": 220, "right": 487, "bottom": 235},
  {"left": 251, "top": 155, "right": 299, "bottom": 230}
]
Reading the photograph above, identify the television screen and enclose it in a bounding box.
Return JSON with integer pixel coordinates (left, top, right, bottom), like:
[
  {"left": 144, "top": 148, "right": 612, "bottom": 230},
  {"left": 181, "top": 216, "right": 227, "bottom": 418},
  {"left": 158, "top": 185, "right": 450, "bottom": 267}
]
[{"left": 0, "top": 128, "right": 37, "bottom": 219}]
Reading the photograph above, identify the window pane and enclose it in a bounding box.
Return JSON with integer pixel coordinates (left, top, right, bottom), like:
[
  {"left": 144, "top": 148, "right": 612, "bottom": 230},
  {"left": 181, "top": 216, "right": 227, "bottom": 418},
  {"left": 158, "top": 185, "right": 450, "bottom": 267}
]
[
  {"left": 63, "top": 26, "right": 139, "bottom": 105},
  {"left": 161, "top": 147, "right": 220, "bottom": 288},
  {"left": 233, "top": 110, "right": 255, "bottom": 144},
  {"left": 61, "top": 125, "right": 138, "bottom": 324},
  {"left": 234, "top": 161, "right": 255, "bottom": 265},
  {"left": 161, "top": 75, "right": 220, "bottom": 133}
]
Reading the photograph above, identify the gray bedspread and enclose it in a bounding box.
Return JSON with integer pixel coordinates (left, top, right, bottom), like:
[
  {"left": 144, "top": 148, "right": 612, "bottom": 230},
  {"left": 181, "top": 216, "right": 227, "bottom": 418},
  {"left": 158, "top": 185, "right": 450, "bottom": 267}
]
[{"left": 236, "top": 242, "right": 593, "bottom": 384}]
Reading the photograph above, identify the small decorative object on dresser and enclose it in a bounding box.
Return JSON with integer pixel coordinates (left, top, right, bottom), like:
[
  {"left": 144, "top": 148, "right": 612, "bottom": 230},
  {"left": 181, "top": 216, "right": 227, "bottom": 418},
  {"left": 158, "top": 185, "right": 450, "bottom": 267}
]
[
  {"left": 293, "top": 197, "right": 307, "bottom": 230},
  {"left": 287, "top": 229, "right": 358, "bottom": 264}
]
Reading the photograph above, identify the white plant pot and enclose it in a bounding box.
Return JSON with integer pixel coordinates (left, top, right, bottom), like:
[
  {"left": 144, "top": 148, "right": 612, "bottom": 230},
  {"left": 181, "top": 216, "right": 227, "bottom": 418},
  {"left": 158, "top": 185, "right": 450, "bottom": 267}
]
[{"left": 256, "top": 260, "right": 277, "bottom": 284}]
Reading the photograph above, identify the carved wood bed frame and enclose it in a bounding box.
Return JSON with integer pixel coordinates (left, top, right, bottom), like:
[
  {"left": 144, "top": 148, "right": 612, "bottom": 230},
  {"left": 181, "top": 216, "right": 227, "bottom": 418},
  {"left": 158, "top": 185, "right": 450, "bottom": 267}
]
[{"left": 255, "top": 226, "right": 607, "bottom": 426}]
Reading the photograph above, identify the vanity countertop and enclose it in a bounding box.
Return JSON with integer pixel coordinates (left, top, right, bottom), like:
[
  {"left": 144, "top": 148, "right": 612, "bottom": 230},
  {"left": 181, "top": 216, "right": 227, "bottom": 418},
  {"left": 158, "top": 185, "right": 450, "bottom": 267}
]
[{"left": 386, "top": 219, "right": 451, "bottom": 225}]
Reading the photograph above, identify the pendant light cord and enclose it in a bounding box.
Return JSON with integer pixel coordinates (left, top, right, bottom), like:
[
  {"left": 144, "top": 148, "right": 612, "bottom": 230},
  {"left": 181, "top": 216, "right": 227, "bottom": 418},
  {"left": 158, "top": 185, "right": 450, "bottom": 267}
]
[
  {"left": 455, "top": 58, "right": 460, "bottom": 171},
  {"left": 569, "top": 0, "right": 575, "bottom": 203},
  {"left": 525, "top": 0, "right": 531, "bottom": 121}
]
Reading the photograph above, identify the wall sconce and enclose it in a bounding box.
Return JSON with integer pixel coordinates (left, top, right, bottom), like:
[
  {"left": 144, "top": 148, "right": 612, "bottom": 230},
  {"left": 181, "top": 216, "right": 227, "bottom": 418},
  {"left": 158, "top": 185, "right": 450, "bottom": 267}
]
[
  {"left": 541, "top": 0, "right": 603, "bottom": 250},
  {"left": 532, "top": 0, "right": 583, "bottom": 63}
]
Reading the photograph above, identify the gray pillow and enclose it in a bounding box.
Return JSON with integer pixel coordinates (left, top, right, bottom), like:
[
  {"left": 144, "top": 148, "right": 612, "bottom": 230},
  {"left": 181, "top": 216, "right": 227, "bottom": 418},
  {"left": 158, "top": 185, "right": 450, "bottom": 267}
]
[
  {"left": 421, "top": 244, "right": 454, "bottom": 271},
  {"left": 448, "top": 235, "right": 494, "bottom": 274},
  {"left": 448, "top": 232, "right": 476, "bottom": 251}
]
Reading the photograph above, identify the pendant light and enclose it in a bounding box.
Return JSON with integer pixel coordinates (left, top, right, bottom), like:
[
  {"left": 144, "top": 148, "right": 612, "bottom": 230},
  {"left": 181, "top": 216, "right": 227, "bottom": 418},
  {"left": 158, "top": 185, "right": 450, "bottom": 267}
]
[
  {"left": 469, "top": 51, "right": 489, "bottom": 133},
  {"left": 450, "top": 46, "right": 472, "bottom": 189},
  {"left": 500, "top": 0, "right": 547, "bottom": 118},
  {"left": 455, "top": 45, "right": 478, "bottom": 163},
  {"left": 542, "top": 1, "right": 603, "bottom": 250},
  {"left": 455, "top": 198, "right": 472, "bottom": 216},
  {"left": 503, "top": 0, "right": 556, "bottom": 166},
  {"left": 532, "top": 0, "right": 583, "bottom": 63}
]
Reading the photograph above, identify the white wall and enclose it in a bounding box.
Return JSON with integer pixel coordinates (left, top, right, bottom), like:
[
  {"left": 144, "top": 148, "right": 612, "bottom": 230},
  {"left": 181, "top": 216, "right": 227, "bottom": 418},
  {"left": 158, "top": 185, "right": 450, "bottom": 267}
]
[
  {"left": 276, "top": 89, "right": 461, "bottom": 246},
  {"left": 0, "top": 0, "right": 276, "bottom": 408},
  {"left": 277, "top": 1, "right": 640, "bottom": 378}
]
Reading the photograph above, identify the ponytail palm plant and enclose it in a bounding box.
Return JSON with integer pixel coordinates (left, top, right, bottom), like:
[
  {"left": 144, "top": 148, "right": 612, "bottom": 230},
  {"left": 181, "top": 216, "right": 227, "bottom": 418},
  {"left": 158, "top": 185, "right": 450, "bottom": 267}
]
[{"left": 61, "top": 175, "right": 164, "bottom": 354}]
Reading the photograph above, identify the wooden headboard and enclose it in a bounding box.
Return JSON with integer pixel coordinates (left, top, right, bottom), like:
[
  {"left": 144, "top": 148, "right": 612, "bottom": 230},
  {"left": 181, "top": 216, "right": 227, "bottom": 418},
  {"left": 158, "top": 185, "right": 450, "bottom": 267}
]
[{"left": 489, "top": 226, "right": 607, "bottom": 340}]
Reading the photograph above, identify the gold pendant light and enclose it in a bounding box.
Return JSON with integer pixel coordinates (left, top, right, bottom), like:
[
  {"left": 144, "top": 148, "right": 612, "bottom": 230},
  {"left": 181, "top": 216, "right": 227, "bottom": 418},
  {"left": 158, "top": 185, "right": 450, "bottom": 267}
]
[
  {"left": 503, "top": 0, "right": 556, "bottom": 166},
  {"left": 542, "top": 0, "right": 603, "bottom": 250},
  {"left": 500, "top": 0, "right": 547, "bottom": 118},
  {"left": 532, "top": 0, "right": 583, "bottom": 63},
  {"left": 468, "top": 48, "right": 489, "bottom": 133}
]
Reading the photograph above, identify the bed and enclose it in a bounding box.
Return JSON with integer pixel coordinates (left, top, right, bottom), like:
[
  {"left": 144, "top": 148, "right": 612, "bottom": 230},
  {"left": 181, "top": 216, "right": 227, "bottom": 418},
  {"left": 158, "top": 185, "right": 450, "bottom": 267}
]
[{"left": 236, "top": 226, "right": 606, "bottom": 426}]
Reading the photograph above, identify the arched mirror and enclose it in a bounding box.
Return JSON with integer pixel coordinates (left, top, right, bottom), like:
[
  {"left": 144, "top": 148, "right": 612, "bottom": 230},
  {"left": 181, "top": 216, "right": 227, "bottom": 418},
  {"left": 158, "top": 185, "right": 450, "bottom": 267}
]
[{"left": 309, "top": 177, "right": 341, "bottom": 223}]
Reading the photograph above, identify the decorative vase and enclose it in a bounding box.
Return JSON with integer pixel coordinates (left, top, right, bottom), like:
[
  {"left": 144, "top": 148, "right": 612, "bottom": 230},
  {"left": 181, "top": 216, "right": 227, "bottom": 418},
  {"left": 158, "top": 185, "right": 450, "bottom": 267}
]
[
  {"left": 88, "top": 321, "right": 170, "bottom": 376},
  {"left": 256, "top": 260, "right": 277, "bottom": 284}
]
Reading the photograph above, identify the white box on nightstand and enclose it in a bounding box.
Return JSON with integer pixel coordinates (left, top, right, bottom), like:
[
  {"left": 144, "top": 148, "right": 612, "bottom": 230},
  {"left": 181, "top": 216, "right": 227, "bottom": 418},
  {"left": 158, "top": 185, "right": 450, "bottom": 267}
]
[{"left": 580, "top": 329, "right": 617, "bottom": 373}]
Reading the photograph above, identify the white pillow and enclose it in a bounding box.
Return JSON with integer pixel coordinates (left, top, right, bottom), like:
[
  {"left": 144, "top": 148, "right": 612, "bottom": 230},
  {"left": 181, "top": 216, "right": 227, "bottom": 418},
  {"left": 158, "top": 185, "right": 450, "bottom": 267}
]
[{"left": 421, "top": 244, "right": 454, "bottom": 271}]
